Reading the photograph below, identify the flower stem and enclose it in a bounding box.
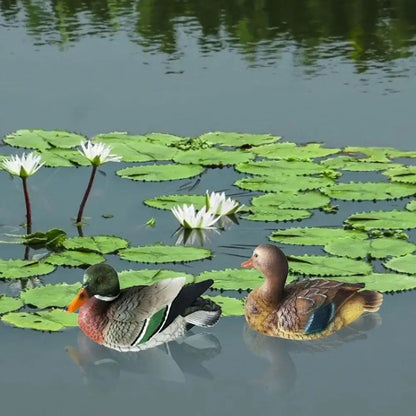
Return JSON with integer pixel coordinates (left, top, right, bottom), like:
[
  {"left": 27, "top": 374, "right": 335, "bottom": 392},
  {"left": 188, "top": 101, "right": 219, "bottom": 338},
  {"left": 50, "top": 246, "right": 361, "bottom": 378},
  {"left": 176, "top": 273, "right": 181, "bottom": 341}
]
[
  {"left": 76, "top": 165, "right": 98, "bottom": 225},
  {"left": 21, "top": 177, "right": 32, "bottom": 234}
]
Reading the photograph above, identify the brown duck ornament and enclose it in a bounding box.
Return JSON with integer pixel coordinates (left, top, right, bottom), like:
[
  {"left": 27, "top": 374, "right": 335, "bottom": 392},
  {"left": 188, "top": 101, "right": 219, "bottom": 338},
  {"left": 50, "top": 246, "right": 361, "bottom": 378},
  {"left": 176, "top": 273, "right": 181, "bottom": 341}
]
[{"left": 242, "top": 244, "right": 383, "bottom": 340}]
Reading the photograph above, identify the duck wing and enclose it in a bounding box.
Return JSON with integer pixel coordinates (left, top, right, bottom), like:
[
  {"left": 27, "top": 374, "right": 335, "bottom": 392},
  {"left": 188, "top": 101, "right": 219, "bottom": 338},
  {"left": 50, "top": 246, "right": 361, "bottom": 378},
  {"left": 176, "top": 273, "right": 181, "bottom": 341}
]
[{"left": 285, "top": 279, "right": 365, "bottom": 334}]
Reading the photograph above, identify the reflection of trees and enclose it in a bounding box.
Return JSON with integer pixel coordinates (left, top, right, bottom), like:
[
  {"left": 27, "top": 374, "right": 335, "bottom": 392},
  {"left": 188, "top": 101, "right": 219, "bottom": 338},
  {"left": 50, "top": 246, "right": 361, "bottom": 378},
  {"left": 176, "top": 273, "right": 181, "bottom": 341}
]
[{"left": 2, "top": 0, "right": 416, "bottom": 72}]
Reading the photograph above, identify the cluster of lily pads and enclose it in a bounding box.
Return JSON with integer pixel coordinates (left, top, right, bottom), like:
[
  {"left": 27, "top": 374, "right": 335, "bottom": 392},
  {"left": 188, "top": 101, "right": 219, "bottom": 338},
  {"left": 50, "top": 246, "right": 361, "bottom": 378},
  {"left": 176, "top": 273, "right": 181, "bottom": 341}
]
[{"left": 1, "top": 129, "right": 416, "bottom": 332}]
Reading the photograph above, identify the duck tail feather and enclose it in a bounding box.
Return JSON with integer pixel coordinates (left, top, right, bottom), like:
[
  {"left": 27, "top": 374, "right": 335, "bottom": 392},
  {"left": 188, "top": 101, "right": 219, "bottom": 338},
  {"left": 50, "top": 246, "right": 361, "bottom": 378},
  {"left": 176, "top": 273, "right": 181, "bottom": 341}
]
[{"left": 361, "top": 290, "right": 383, "bottom": 312}]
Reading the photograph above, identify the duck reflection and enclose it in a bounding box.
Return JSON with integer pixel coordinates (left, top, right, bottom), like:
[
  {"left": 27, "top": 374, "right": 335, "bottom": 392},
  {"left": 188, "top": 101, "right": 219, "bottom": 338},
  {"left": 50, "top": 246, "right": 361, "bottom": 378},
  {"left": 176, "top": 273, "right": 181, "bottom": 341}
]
[
  {"left": 67, "top": 331, "right": 221, "bottom": 387},
  {"left": 244, "top": 312, "right": 381, "bottom": 394}
]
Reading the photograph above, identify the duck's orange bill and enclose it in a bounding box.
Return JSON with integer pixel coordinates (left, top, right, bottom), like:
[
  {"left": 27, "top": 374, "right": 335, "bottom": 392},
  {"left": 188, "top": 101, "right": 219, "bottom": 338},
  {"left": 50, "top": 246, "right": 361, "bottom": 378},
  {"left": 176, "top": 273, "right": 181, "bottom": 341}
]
[
  {"left": 67, "top": 288, "right": 90, "bottom": 313},
  {"left": 241, "top": 257, "right": 254, "bottom": 268}
]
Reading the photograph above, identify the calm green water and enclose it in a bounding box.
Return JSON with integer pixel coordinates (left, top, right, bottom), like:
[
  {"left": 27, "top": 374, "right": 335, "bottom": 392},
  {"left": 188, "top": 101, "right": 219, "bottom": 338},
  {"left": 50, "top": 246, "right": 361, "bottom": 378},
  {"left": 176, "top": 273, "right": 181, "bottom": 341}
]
[{"left": 1, "top": 1, "right": 416, "bottom": 415}]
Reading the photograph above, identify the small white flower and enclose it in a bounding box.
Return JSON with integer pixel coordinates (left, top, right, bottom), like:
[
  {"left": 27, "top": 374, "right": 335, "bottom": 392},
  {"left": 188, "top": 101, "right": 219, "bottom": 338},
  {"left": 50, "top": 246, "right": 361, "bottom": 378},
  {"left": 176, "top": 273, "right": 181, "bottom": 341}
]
[
  {"left": 205, "top": 191, "right": 243, "bottom": 216},
  {"left": 171, "top": 204, "right": 221, "bottom": 229},
  {"left": 2, "top": 152, "right": 44, "bottom": 178},
  {"left": 79, "top": 141, "right": 122, "bottom": 166}
]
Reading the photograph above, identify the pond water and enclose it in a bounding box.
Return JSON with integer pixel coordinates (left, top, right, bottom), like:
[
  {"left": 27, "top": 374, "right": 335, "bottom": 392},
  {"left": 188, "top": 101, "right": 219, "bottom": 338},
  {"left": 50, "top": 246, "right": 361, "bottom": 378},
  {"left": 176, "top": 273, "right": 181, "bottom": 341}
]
[{"left": 1, "top": 1, "right": 416, "bottom": 415}]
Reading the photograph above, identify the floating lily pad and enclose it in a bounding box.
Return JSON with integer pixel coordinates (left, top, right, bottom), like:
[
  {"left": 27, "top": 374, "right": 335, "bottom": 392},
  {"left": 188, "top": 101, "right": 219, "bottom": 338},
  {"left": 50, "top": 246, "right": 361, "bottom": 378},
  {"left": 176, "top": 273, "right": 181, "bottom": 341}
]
[
  {"left": 252, "top": 142, "right": 340, "bottom": 160},
  {"left": 344, "top": 146, "right": 416, "bottom": 162},
  {"left": 119, "top": 245, "right": 212, "bottom": 263},
  {"left": 346, "top": 210, "right": 416, "bottom": 230},
  {"left": 323, "top": 273, "right": 416, "bottom": 293},
  {"left": 288, "top": 255, "right": 372, "bottom": 276},
  {"left": 173, "top": 148, "right": 254, "bottom": 166},
  {"left": 93, "top": 133, "right": 175, "bottom": 162},
  {"left": 0, "top": 296, "right": 23, "bottom": 315},
  {"left": 21, "top": 283, "right": 81, "bottom": 309},
  {"left": 1, "top": 309, "right": 78, "bottom": 331},
  {"left": 203, "top": 295, "right": 245, "bottom": 316},
  {"left": 0, "top": 259, "right": 55, "bottom": 279},
  {"left": 45, "top": 251, "right": 105, "bottom": 267},
  {"left": 406, "top": 201, "right": 416, "bottom": 212},
  {"left": 144, "top": 194, "right": 206, "bottom": 210},
  {"left": 4, "top": 129, "right": 86, "bottom": 150},
  {"left": 235, "top": 160, "right": 329, "bottom": 176},
  {"left": 320, "top": 156, "right": 401, "bottom": 171},
  {"left": 196, "top": 268, "right": 297, "bottom": 291},
  {"left": 384, "top": 254, "right": 416, "bottom": 274},
  {"left": 235, "top": 175, "right": 334, "bottom": 192},
  {"left": 383, "top": 166, "right": 416, "bottom": 184},
  {"left": 23, "top": 228, "right": 67, "bottom": 251},
  {"left": 117, "top": 164, "right": 205, "bottom": 181},
  {"left": 270, "top": 227, "right": 367, "bottom": 245},
  {"left": 324, "top": 238, "right": 416, "bottom": 259},
  {"left": 144, "top": 132, "right": 185, "bottom": 146},
  {"left": 322, "top": 181, "right": 416, "bottom": 201},
  {"left": 251, "top": 191, "right": 330, "bottom": 210},
  {"left": 118, "top": 269, "right": 195, "bottom": 288},
  {"left": 63, "top": 236, "right": 129, "bottom": 254},
  {"left": 199, "top": 132, "right": 280, "bottom": 148},
  {"left": 38, "top": 148, "right": 90, "bottom": 167},
  {"left": 242, "top": 208, "right": 312, "bottom": 222}
]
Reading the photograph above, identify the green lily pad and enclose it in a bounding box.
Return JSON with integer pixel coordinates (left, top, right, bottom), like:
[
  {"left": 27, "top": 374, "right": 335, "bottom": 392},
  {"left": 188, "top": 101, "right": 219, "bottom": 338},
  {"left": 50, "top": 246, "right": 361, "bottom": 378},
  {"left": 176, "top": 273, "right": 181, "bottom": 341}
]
[
  {"left": 344, "top": 146, "right": 416, "bottom": 162},
  {"left": 4, "top": 129, "right": 86, "bottom": 150},
  {"left": 119, "top": 245, "right": 212, "bottom": 263},
  {"left": 119, "top": 269, "right": 195, "bottom": 288},
  {"left": 93, "top": 133, "right": 175, "bottom": 162},
  {"left": 22, "top": 228, "right": 67, "bottom": 251},
  {"left": 144, "top": 194, "right": 206, "bottom": 210},
  {"left": 117, "top": 164, "right": 205, "bottom": 181},
  {"left": 406, "top": 201, "right": 416, "bottom": 212},
  {"left": 324, "top": 238, "right": 416, "bottom": 259},
  {"left": 45, "top": 251, "right": 105, "bottom": 267},
  {"left": 203, "top": 295, "right": 245, "bottom": 316},
  {"left": 144, "top": 132, "right": 185, "bottom": 146},
  {"left": 252, "top": 142, "right": 340, "bottom": 160},
  {"left": 323, "top": 273, "right": 416, "bottom": 293},
  {"left": 63, "top": 235, "right": 129, "bottom": 254},
  {"left": 320, "top": 156, "right": 402, "bottom": 172},
  {"left": 38, "top": 149, "right": 90, "bottom": 167},
  {"left": 384, "top": 254, "right": 416, "bottom": 274},
  {"left": 0, "top": 296, "right": 23, "bottom": 315},
  {"left": 242, "top": 208, "right": 311, "bottom": 222},
  {"left": 235, "top": 175, "right": 334, "bottom": 192},
  {"left": 321, "top": 181, "right": 416, "bottom": 201},
  {"left": 0, "top": 259, "right": 55, "bottom": 279},
  {"left": 383, "top": 166, "right": 416, "bottom": 184},
  {"left": 251, "top": 191, "right": 330, "bottom": 210},
  {"left": 1, "top": 309, "right": 78, "bottom": 332},
  {"left": 199, "top": 132, "right": 280, "bottom": 148},
  {"left": 346, "top": 210, "right": 416, "bottom": 230},
  {"left": 288, "top": 255, "right": 373, "bottom": 276},
  {"left": 196, "top": 268, "right": 297, "bottom": 291},
  {"left": 21, "top": 283, "right": 81, "bottom": 309},
  {"left": 173, "top": 148, "right": 254, "bottom": 166},
  {"left": 235, "top": 160, "right": 329, "bottom": 176},
  {"left": 270, "top": 227, "right": 367, "bottom": 245}
]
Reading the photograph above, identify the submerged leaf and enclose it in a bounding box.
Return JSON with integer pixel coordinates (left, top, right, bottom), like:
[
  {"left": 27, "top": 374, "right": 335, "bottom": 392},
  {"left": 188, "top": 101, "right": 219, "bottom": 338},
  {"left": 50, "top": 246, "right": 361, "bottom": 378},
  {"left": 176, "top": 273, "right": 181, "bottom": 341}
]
[
  {"left": 384, "top": 254, "right": 416, "bottom": 274},
  {"left": 63, "top": 235, "right": 129, "bottom": 254},
  {"left": 288, "top": 255, "right": 372, "bottom": 276},
  {"left": 270, "top": 227, "right": 366, "bottom": 245},
  {"left": 0, "top": 259, "right": 55, "bottom": 279},
  {"left": 119, "top": 245, "right": 212, "bottom": 263},
  {"left": 23, "top": 228, "right": 67, "bottom": 251},
  {"left": 346, "top": 210, "right": 416, "bottom": 230},
  {"left": 117, "top": 164, "right": 205, "bottom": 181},
  {"left": 119, "top": 269, "right": 195, "bottom": 288},
  {"left": 252, "top": 142, "right": 340, "bottom": 160},
  {"left": 173, "top": 148, "right": 254, "bottom": 166},
  {"left": 251, "top": 191, "right": 330, "bottom": 210},
  {"left": 203, "top": 295, "right": 245, "bottom": 316},
  {"left": 21, "top": 283, "right": 81, "bottom": 309},
  {"left": 324, "top": 238, "right": 416, "bottom": 259},
  {"left": 321, "top": 181, "right": 416, "bottom": 201},
  {"left": 199, "top": 132, "right": 280, "bottom": 147},
  {"left": 144, "top": 194, "right": 206, "bottom": 210},
  {"left": 0, "top": 295, "right": 23, "bottom": 315},
  {"left": 45, "top": 251, "right": 105, "bottom": 267}
]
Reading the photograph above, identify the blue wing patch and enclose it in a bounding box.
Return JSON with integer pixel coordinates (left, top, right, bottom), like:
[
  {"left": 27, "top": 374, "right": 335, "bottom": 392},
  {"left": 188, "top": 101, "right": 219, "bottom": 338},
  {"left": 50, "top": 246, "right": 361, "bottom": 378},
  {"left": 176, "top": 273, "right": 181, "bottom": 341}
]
[{"left": 304, "top": 303, "right": 336, "bottom": 334}]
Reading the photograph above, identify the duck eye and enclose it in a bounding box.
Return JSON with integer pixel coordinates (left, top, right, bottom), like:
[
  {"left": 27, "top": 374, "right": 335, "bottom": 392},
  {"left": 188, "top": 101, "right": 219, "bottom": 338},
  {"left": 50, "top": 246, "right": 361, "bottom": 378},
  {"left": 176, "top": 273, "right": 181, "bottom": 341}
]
[{"left": 254, "top": 253, "right": 258, "bottom": 258}]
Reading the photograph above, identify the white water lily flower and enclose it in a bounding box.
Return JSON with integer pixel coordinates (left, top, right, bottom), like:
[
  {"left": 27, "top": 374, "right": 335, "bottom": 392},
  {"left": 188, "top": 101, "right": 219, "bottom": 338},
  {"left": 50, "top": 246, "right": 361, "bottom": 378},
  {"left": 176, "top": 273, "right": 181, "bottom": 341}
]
[
  {"left": 2, "top": 152, "right": 44, "bottom": 178},
  {"left": 171, "top": 204, "right": 221, "bottom": 229},
  {"left": 205, "top": 191, "right": 243, "bottom": 216},
  {"left": 79, "top": 141, "right": 122, "bottom": 166}
]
